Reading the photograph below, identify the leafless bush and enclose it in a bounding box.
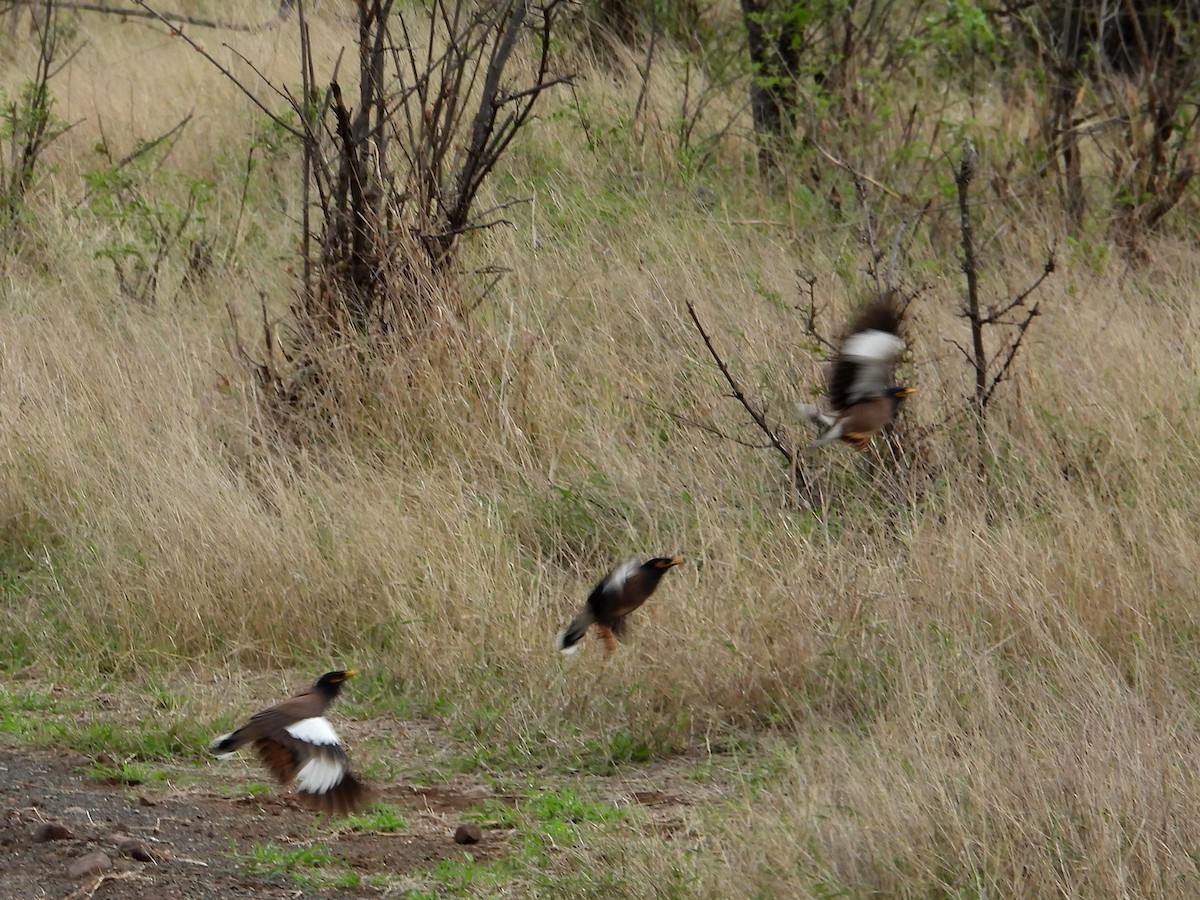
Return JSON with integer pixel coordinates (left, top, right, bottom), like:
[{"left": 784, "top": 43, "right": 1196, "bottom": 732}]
[
  {"left": 139, "top": 0, "right": 569, "bottom": 427},
  {"left": 954, "top": 141, "right": 1054, "bottom": 473}
]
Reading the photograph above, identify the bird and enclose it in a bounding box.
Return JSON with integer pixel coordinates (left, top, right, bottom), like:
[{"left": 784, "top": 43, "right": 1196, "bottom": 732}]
[
  {"left": 209, "top": 670, "right": 374, "bottom": 815},
  {"left": 797, "top": 291, "right": 915, "bottom": 451},
  {"left": 557, "top": 556, "right": 685, "bottom": 656}
]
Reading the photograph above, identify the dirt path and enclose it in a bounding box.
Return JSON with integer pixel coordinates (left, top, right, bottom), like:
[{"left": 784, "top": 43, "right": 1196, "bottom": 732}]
[{"left": 0, "top": 747, "right": 509, "bottom": 898}]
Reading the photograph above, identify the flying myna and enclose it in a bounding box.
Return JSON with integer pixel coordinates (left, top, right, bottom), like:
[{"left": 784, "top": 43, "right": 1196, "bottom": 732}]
[
  {"left": 797, "top": 292, "right": 915, "bottom": 451},
  {"left": 557, "top": 556, "right": 685, "bottom": 656},
  {"left": 209, "top": 670, "right": 374, "bottom": 815}
]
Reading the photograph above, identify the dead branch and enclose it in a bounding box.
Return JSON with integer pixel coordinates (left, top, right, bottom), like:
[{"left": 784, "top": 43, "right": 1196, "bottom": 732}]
[
  {"left": 981, "top": 251, "right": 1056, "bottom": 325},
  {"left": 811, "top": 141, "right": 907, "bottom": 201},
  {"left": 686, "top": 301, "right": 796, "bottom": 468},
  {"left": 956, "top": 140, "right": 986, "bottom": 419},
  {"left": 981, "top": 302, "right": 1041, "bottom": 408},
  {"left": 58, "top": 1, "right": 265, "bottom": 31},
  {"left": 793, "top": 271, "right": 837, "bottom": 353},
  {"left": 954, "top": 140, "right": 1053, "bottom": 473},
  {"left": 627, "top": 396, "right": 775, "bottom": 451},
  {"left": 131, "top": 1, "right": 302, "bottom": 137}
]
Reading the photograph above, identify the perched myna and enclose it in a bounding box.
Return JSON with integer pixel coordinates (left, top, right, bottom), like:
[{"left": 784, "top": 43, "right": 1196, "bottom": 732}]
[
  {"left": 209, "top": 670, "right": 374, "bottom": 815},
  {"left": 797, "top": 292, "right": 915, "bottom": 451},
  {"left": 557, "top": 556, "right": 685, "bottom": 656}
]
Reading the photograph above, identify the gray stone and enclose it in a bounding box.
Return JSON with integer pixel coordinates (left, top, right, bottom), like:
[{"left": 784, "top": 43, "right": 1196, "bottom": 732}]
[
  {"left": 31, "top": 822, "right": 73, "bottom": 843},
  {"left": 453, "top": 823, "right": 482, "bottom": 845},
  {"left": 67, "top": 851, "right": 112, "bottom": 878}
]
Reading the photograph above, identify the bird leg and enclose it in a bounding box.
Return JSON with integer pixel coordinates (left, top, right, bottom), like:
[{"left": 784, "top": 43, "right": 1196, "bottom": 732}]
[{"left": 595, "top": 625, "right": 618, "bottom": 657}]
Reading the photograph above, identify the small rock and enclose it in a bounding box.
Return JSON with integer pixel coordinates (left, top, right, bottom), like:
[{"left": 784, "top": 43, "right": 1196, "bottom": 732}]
[
  {"left": 138, "top": 796, "right": 157, "bottom": 808},
  {"left": 67, "top": 851, "right": 112, "bottom": 879},
  {"left": 32, "top": 822, "right": 73, "bottom": 843},
  {"left": 453, "top": 823, "right": 482, "bottom": 845},
  {"left": 117, "top": 837, "right": 155, "bottom": 862}
]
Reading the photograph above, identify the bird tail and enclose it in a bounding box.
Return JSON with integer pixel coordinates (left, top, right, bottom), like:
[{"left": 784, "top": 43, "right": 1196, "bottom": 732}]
[
  {"left": 209, "top": 729, "right": 245, "bottom": 758},
  {"left": 556, "top": 607, "right": 595, "bottom": 654},
  {"left": 797, "top": 402, "right": 835, "bottom": 428},
  {"left": 296, "top": 772, "right": 377, "bottom": 816}
]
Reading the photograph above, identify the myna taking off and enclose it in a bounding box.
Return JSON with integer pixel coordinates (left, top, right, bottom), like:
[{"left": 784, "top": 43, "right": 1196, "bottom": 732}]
[
  {"left": 557, "top": 556, "right": 685, "bottom": 656},
  {"left": 798, "top": 291, "right": 915, "bottom": 451},
  {"left": 209, "top": 670, "right": 374, "bottom": 815}
]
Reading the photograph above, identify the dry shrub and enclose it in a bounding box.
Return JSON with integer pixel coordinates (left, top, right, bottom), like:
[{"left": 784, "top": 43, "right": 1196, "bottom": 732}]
[{"left": 3, "top": 7, "right": 1200, "bottom": 894}]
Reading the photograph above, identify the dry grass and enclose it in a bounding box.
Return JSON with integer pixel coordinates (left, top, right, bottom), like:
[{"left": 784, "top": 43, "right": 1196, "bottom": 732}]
[{"left": 3, "top": 3, "right": 1200, "bottom": 895}]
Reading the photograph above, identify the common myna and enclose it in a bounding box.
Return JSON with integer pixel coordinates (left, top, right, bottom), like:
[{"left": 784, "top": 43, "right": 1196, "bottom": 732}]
[
  {"left": 209, "top": 670, "right": 374, "bottom": 815},
  {"left": 797, "top": 292, "right": 915, "bottom": 451},
  {"left": 557, "top": 556, "right": 685, "bottom": 656}
]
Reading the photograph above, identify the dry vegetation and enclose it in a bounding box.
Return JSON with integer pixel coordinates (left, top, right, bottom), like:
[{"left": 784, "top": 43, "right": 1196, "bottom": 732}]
[{"left": 3, "top": 0, "right": 1200, "bottom": 895}]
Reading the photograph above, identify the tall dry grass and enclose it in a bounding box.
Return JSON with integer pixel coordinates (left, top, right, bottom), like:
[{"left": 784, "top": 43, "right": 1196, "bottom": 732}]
[{"left": 3, "top": 3, "right": 1200, "bottom": 893}]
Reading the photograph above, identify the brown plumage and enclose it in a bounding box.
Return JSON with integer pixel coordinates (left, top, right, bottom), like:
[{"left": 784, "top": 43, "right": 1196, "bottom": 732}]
[
  {"left": 209, "top": 670, "right": 374, "bottom": 815},
  {"left": 798, "top": 291, "right": 915, "bottom": 451},
  {"left": 557, "top": 556, "right": 685, "bottom": 656}
]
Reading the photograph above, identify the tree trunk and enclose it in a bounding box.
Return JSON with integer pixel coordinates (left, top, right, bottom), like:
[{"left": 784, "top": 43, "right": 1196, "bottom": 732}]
[{"left": 740, "top": 0, "right": 800, "bottom": 175}]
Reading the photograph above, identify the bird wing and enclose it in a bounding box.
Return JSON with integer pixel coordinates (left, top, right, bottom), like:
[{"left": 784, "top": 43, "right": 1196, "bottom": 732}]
[
  {"left": 826, "top": 292, "right": 907, "bottom": 410},
  {"left": 252, "top": 716, "right": 351, "bottom": 792},
  {"left": 828, "top": 329, "right": 905, "bottom": 408},
  {"left": 601, "top": 559, "right": 640, "bottom": 596},
  {"left": 235, "top": 691, "right": 325, "bottom": 739}
]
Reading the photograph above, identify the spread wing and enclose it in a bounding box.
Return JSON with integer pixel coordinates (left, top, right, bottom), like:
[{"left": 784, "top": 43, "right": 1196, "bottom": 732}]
[
  {"left": 252, "top": 716, "right": 375, "bottom": 814},
  {"left": 827, "top": 294, "right": 906, "bottom": 410},
  {"left": 585, "top": 558, "right": 640, "bottom": 627}
]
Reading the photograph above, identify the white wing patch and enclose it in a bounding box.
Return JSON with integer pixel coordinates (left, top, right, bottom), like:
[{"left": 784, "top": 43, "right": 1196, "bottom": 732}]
[
  {"left": 843, "top": 329, "right": 904, "bottom": 362},
  {"left": 603, "top": 559, "right": 640, "bottom": 595},
  {"left": 296, "top": 753, "right": 346, "bottom": 796},
  {"left": 286, "top": 717, "right": 342, "bottom": 747}
]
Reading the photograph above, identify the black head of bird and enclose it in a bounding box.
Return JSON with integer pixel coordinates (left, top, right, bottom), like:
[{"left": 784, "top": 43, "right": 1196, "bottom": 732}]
[
  {"left": 209, "top": 669, "right": 374, "bottom": 815},
  {"left": 313, "top": 669, "right": 356, "bottom": 701},
  {"left": 556, "top": 555, "right": 685, "bottom": 656},
  {"left": 797, "top": 292, "right": 915, "bottom": 451}
]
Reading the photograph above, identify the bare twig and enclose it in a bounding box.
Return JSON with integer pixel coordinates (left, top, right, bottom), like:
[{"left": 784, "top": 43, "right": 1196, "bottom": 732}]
[
  {"left": 794, "top": 271, "right": 837, "bottom": 353},
  {"left": 981, "top": 250, "right": 1055, "bottom": 325},
  {"left": 981, "top": 302, "right": 1041, "bottom": 408},
  {"left": 811, "top": 141, "right": 907, "bottom": 201},
  {"left": 686, "top": 301, "right": 796, "bottom": 468},
  {"left": 53, "top": 1, "right": 264, "bottom": 30},
  {"left": 954, "top": 139, "right": 1053, "bottom": 473},
  {"left": 130, "top": 1, "right": 302, "bottom": 137},
  {"left": 626, "top": 396, "right": 774, "bottom": 450},
  {"left": 633, "top": 4, "right": 657, "bottom": 127}
]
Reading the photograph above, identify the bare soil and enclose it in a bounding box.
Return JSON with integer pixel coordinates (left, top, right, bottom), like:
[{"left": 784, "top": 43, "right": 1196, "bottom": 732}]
[{"left": 0, "top": 746, "right": 510, "bottom": 898}]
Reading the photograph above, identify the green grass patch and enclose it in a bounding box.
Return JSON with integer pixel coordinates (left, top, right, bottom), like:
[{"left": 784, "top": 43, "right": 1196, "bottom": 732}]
[
  {"left": 213, "top": 781, "right": 275, "bottom": 800},
  {"left": 340, "top": 801, "right": 407, "bottom": 833},
  {"left": 239, "top": 841, "right": 373, "bottom": 890},
  {"left": 83, "top": 758, "right": 167, "bottom": 786},
  {"left": 422, "top": 854, "right": 522, "bottom": 896},
  {"left": 414, "top": 787, "right": 638, "bottom": 895}
]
